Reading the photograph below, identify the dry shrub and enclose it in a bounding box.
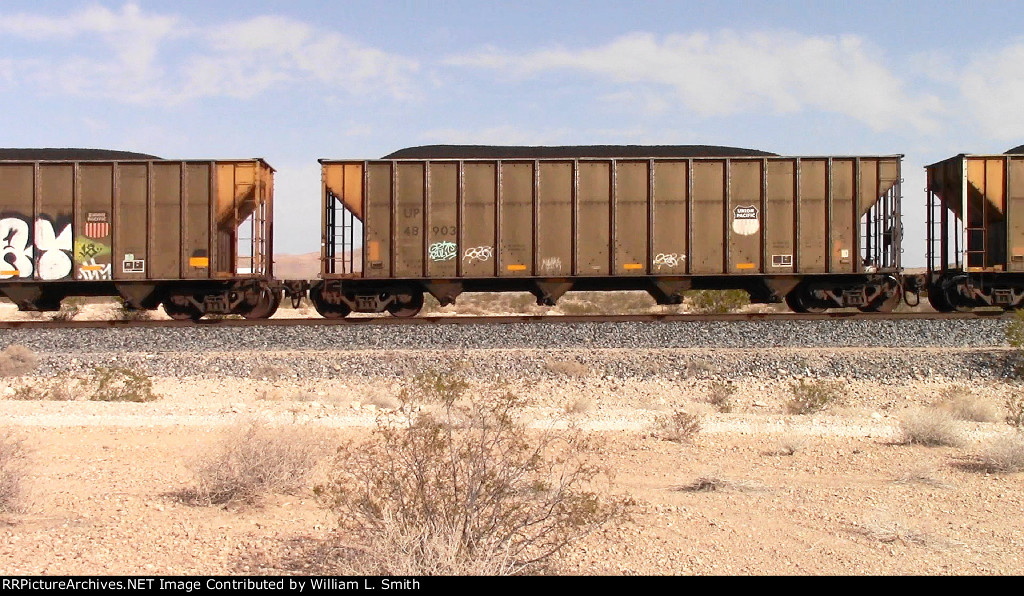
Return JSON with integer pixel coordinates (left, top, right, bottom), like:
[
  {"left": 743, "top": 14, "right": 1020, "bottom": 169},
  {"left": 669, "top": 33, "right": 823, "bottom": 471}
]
[
  {"left": 0, "top": 429, "right": 27, "bottom": 512},
  {"left": 1005, "top": 394, "right": 1024, "bottom": 430},
  {"left": 116, "top": 299, "right": 150, "bottom": 321},
  {"left": 565, "top": 397, "right": 595, "bottom": 415},
  {"left": 653, "top": 409, "right": 702, "bottom": 443},
  {"left": 856, "top": 512, "right": 930, "bottom": 546},
  {"left": 687, "top": 289, "right": 750, "bottom": 314},
  {"left": 187, "top": 421, "right": 327, "bottom": 506},
  {"left": 5, "top": 368, "right": 156, "bottom": 402},
  {"left": 51, "top": 299, "right": 83, "bottom": 322},
  {"left": 544, "top": 359, "right": 591, "bottom": 378},
  {"left": 785, "top": 379, "right": 841, "bottom": 415},
  {"left": 368, "top": 394, "right": 401, "bottom": 410},
  {"left": 7, "top": 376, "right": 81, "bottom": 401},
  {"left": 251, "top": 364, "right": 288, "bottom": 381},
  {"left": 706, "top": 382, "right": 736, "bottom": 413},
  {"left": 936, "top": 386, "right": 999, "bottom": 422},
  {"left": 771, "top": 431, "right": 809, "bottom": 456},
  {"left": 0, "top": 345, "right": 39, "bottom": 377},
  {"left": 893, "top": 464, "right": 950, "bottom": 488},
  {"left": 899, "top": 408, "right": 962, "bottom": 447},
  {"left": 978, "top": 433, "right": 1024, "bottom": 473},
  {"left": 675, "top": 475, "right": 760, "bottom": 493},
  {"left": 317, "top": 372, "right": 621, "bottom": 576},
  {"left": 557, "top": 291, "right": 658, "bottom": 315},
  {"left": 89, "top": 366, "right": 158, "bottom": 402}
]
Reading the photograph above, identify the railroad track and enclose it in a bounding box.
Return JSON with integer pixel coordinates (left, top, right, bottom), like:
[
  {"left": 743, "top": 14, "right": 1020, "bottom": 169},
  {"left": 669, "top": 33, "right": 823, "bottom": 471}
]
[{"left": 0, "top": 310, "right": 1012, "bottom": 330}]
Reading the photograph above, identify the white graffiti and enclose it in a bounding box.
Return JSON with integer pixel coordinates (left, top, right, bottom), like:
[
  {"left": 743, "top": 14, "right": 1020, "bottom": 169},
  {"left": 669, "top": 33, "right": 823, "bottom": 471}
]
[
  {"left": 0, "top": 216, "right": 73, "bottom": 280},
  {"left": 540, "top": 256, "right": 563, "bottom": 273},
  {"left": 428, "top": 241, "right": 457, "bottom": 262},
  {"left": 653, "top": 253, "right": 685, "bottom": 269},
  {"left": 79, "top": 258, "right": 112, "bottom": 280},
  {"left": 463, "top": 245, "right": 493, "bottom": 264}
]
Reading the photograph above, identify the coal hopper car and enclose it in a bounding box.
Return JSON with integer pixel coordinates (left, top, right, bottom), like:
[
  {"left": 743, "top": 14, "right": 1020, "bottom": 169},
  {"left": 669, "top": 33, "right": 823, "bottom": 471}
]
[
  {"left": 0, "top": 149, "right": 278, "bottom": 319},
  {"left": 311, "top": 145, "right": 904, "bottom": 317}
]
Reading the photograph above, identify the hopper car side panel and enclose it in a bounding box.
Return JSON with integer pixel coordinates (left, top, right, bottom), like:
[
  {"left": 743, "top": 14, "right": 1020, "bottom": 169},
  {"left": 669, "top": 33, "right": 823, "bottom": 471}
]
[{"left": 318, "top": 155, "right": 903, "bottom": 316}]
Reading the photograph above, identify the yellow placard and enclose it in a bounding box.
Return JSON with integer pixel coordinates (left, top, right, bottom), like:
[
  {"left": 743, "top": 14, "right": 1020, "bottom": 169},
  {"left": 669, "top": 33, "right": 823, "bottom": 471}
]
[
  {"left": 623, "top": 263, "right": 644, "bottom": 270},
  {"left": 736, "top": 263, "right": 756, "bottom": 270},
  {"left": 189, "top": 257, "right": 209, "bottom": 268},
  {"left": 507, "top": 264, "right": 527, "bottom": 271},
  {"left": 81, "top": 265, "right": 104, "bottom": 271}
]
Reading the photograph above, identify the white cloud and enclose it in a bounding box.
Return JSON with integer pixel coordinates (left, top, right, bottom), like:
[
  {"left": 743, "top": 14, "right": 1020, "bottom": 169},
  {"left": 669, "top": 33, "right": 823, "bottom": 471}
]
[
  {"left": 0, "top": 3, "right": 418, "bottom": 105},
  {"left": 175, "top": 16, "right": 419, "bottom": 102},
  {"left": 958, "top": 43, "right": 1024, "bottom": 141},
  {"left": 449, "top": 31, "right": 945, "bottom": 133}
]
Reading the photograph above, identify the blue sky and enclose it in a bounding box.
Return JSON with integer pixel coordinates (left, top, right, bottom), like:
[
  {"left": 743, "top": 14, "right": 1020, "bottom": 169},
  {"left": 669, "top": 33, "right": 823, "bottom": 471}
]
[{"left": 3, "top": 1, "right": 1024, "bottom": 266}]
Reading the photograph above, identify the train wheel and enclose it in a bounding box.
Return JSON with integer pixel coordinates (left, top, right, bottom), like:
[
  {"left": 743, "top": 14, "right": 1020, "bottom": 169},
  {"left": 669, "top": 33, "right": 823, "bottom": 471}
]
[
  {"left": 309, "top": 284, "right": 351, "bottom": 319},
  {"left": 858, "top": 292, "right": 901, "bottom": 313},
  {"left": 785, "top": 291, "right": 807, "bottom": 313},
  {"left": 785, "top": 289, "right": 825, "bottom": 314},
  {"left": 242, "top": 288, "right": 281, "bottom": 320},
  {"left": 163, "top": 299, "right": 203, "bottom": 321},
  {"left": 387, "top": 289, "right": 424, "bottom": 318},
  {"left": 927, "top": 285, "right": 955, "bottom": 313},
  {"left": 943, "top": 276, "right": 974, "bottom": 313},
  {"left": 859, "top": 279, "right": 902, "bottom": 313}
]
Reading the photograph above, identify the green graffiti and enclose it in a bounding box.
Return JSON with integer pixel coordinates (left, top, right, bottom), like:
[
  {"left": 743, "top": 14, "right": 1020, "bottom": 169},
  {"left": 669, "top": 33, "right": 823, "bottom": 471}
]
[{"left": 74, "top": 237, "right": 111, "bottom": 264}]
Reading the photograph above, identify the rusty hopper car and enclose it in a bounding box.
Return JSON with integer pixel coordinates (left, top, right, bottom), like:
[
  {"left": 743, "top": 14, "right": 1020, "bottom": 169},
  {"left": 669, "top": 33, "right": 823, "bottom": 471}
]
[
  {"left": 926, "top": 150, "right": 1024, "bottom": 310},
  {"left": 313, "top": 146, "right": 903, "bottom": 317},
  {"left": 0, "top": 154, "right": 278, "bottom": 319}
]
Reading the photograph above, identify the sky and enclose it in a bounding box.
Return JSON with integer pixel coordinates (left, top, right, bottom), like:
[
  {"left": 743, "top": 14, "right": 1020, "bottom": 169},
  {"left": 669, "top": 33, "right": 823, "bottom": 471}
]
[{"left": 2, "top": 0, "right": 1024, "bottom": 267}]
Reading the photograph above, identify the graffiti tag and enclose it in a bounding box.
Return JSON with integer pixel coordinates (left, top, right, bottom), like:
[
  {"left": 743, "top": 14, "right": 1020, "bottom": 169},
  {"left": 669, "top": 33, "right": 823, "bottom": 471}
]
[
  {"left": 428, "top": 241, "right": 457, "bottom": 262},
  {"left": 0, "top": 216, "right": 73, "bottom": 280},
  {"left": 463, "top": 246, "right": 493, "bottom": 264},
  {"left": 653, "top": 253, "right": 684, "bottom": 269},
  {"left": 78, "top": 258, "right": 112, "bottom": 280},
  {"left": 540, "top": 257, "right": 562, "bottom": 273}
]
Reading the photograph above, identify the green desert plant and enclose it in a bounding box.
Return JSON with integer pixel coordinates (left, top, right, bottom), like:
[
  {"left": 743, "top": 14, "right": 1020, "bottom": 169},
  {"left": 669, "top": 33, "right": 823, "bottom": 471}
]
[
  {"left": 687, "top": 289, "right": 750, "bottom": 314},
  {"left": 785, "top": 379, "right": 841, "bottom": 415},
  {"left": 89, "top": 366, "right": 158, "bottom": 402}
]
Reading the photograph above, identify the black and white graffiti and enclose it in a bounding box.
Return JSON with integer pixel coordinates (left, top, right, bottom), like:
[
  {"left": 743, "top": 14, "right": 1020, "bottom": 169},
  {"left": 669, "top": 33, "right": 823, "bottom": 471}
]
[
  {"left": 428, "top": 241, "right": 457, "bottom": 262},
  {"left": 0, "top": 215, "right": 74, "bottom": 280},
  {"left": 78, "top": 258, "right": 112, "bottom": 280}
]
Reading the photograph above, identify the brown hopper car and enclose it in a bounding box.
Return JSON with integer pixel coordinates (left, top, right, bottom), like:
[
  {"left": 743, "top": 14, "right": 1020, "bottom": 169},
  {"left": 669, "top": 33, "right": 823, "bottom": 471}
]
[
  {"left": 926, "top": 152, "right": 1024, "bottom": 310},
  {"left": 0, "top": 154, "right": 278, "bottom": 319},
  {"left": 313, "top": 146, "right": 904, "bottom": 317}
]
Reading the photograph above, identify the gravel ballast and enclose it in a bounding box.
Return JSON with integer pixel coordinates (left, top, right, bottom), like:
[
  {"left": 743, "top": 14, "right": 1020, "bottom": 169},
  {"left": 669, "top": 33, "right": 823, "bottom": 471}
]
[{"left": 0, "top": 318, "right": 1012, "bottom": 354}]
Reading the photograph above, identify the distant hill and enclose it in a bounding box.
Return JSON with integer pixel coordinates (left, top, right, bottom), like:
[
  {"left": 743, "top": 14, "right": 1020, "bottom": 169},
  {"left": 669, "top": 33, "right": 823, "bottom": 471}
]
[
  {"left": 273, "top": 250, "right": 362, "bottom": 279},
  {"left": 273, "top": 251, "right": 320, "bottom": 279}
]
